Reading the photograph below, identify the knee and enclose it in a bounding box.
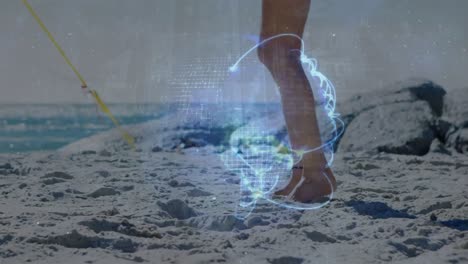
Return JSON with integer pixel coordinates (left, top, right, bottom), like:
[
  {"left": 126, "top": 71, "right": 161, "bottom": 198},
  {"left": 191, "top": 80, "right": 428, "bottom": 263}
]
[{"left": 257, "top": 37, "right": 302, "bottom": 67}]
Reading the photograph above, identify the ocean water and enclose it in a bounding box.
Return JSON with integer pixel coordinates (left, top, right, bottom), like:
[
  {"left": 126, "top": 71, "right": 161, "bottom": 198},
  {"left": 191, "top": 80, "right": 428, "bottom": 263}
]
[
  {"left": 0, "top": 102, "right": 337, "bottom": 154},
  {"left": 0, "top": 104, "right": 169, "bottom": 153},
  {"left": 0, "top": 103, "right": 280, "bottom": 153}
]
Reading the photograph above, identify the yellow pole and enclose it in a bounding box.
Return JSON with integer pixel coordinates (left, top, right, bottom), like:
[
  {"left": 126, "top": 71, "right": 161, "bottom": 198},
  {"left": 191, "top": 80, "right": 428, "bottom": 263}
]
[{"left": 22, "top": 0, "right": 135, "bottom": 147}]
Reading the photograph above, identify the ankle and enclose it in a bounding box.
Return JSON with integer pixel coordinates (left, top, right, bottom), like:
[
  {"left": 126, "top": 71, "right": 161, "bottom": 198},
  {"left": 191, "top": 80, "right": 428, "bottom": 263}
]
[{"left": 300, "top": 152, "right": 328, "bottom": 169}]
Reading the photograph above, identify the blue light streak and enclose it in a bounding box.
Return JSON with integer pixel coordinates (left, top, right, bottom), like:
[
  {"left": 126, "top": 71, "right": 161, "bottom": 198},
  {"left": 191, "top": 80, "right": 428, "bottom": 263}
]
[{"left": 222, "top": 34, "right": 345, "bottom": 219}]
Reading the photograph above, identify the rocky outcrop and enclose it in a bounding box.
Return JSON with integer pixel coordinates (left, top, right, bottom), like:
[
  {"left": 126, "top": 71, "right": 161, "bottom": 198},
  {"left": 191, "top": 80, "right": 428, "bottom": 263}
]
[
  {"left": 335, "top": 79, "right": 468, "bottom": 155},
  {"left": 338, "top": 101, "right": 435, "bottom": 155}
]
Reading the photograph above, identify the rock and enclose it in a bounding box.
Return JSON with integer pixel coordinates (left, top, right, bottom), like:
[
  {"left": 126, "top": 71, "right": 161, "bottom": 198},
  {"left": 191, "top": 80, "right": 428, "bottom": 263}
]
[
  {"left": 429, "top": 139, "right": 452, "bottom": 155},
  {"left": 443, "top": 88, "right": 468, "bottom": 127},
  {"left": 157, "top": 199, "right": 197, "bottom": 220},
  {"left": 431, "top": 119, "right": 456, "bottom": 142},
  {"left": 405, "top": 81, "right": 446, "bottom": 116},
  {"left": 303, "top": 231, "right": 336, "bottom": 243},
  {"left": 338, "top": 79, "right": 446, "bottom": 120},
  {"left": 447, "top": 128, "right": 468, "bottom": 154},
  {"left": 339, "top": 101, "right": 435, "bottom": 155},
  {"left": 335, "top": 79, "right": 452, "bottom": 155},
  {"left": 88, "top": 187, "right": 120, "bottom": 198},
  {"left": 18, "top": 183, "right": 27, "bottom": 189}
]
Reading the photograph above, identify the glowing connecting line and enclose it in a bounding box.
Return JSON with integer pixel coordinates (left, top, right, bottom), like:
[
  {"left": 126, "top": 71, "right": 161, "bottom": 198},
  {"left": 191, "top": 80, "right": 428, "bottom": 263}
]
[{"left": 222, "top": 34, "right": 345, "bottom": 219}]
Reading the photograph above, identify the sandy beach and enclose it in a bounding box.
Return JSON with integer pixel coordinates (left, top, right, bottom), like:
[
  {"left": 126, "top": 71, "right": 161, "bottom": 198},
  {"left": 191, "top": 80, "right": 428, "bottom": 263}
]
[{"left": 0, "top": 80, "right": 467, "bottom": 264}]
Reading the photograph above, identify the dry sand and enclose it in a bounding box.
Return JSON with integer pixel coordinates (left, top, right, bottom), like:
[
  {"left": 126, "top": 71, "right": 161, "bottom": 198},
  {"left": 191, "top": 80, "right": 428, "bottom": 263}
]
[{"left": 0, "top": 80, "right": 467, "bottom": 264}]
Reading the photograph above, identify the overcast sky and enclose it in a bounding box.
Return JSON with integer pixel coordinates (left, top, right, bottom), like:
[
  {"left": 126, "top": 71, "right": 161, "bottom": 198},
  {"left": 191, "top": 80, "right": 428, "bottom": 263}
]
[{"left": 1, "top": 0, "right": 467, "bottom": 103}]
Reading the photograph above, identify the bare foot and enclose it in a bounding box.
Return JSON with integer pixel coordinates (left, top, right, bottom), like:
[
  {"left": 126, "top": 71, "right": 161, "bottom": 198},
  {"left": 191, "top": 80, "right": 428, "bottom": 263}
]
[
  {"left": 291, "top": 167, "right": 337, "bottom": 203},
  {"left": 274, "top": 166, "right": 303, "bottom": 196},
  {"left": 274, "top": 150, "right": 337, "bottom": 202}
]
